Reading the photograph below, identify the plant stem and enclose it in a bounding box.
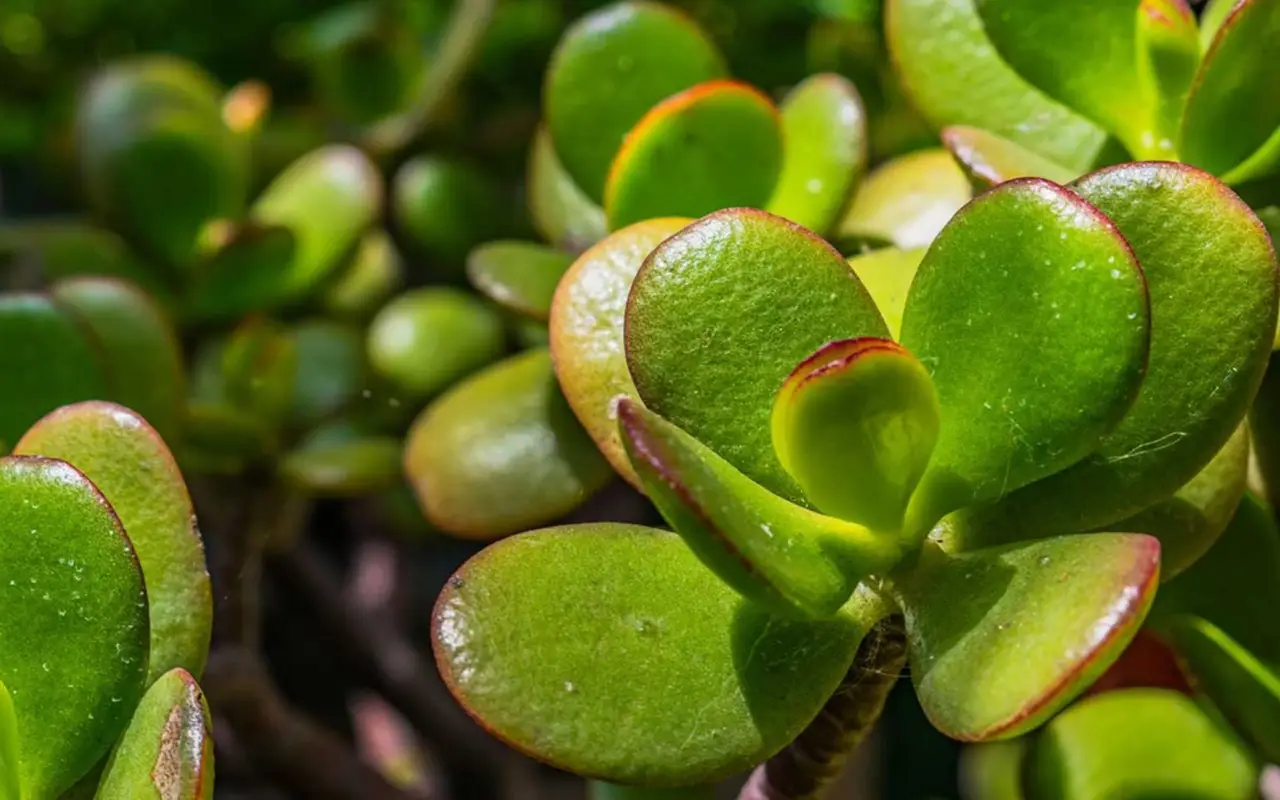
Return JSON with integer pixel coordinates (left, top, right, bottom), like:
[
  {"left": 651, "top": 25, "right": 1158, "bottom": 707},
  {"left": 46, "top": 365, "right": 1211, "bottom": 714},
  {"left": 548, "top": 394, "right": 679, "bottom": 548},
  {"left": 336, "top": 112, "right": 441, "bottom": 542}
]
[
  {"left": 738, "top": 615, "right": 907, "bottom": 800},
  {"left": 204, "top": 647, "right": 423, "bottom": 800}
]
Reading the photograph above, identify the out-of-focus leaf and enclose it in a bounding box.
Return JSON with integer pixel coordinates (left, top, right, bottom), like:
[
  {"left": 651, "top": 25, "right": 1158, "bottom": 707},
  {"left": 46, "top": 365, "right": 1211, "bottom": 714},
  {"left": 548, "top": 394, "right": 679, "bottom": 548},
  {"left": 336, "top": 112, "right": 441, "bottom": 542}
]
[
  {"left": 185, "top": 222, "right": 297, "bottom": 323},
  {"left": 321, "top": 230, "right": 404, "bottom": 321},
  {"left": 527, "top": 126, "right": 608, "bottom": 251},
  {"left": 844, "top": 248, "right": 926, "bottom": 339},
  {"left": 467, "top": 241, "right": 574, "bottom": 321},
  {"left": 392, "top": 156, "right": 510, "bottom": 272},
  {"left": 220, "top": 317, "right": 297, "bottom": 428},
  {"left": 0, "top": 221, "right": 164, "bottom": 299},
  {"left": 835, "top": 149, "right": 972, "bottom": 250},
  {"left": 958, "top": 740, "right": 1026, "bottom": 800},
  {"left": 288, "top": 320, "right": 365, "bottom": 428},
  {"left": 280, "top": 434, "right": 402, "bottom": 497},
  {"left": 941, "top": 126, "right": 1078, "bottom": 189}
]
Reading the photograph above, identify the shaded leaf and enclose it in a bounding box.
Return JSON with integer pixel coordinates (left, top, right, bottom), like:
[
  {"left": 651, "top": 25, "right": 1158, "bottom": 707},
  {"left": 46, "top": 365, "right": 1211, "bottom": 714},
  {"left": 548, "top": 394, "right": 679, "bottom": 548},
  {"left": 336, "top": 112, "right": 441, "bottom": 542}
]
[
  {"left": 280, "top": 435, "right": 402, "bottom": 497},
  {"left": 957, "top": 740, "right": 1026, "bottom": 800},
  {"left": 288, "top": 320, "right": 365, "bottom": 428},
  {"left": 941, "top": 126, "right": 1078, "bottom": 190},
  {"left": 392, "top": 156, "right": 509, "bottom": 271},
  {"left": 433, "top": 523, "right": 883, "bottom": 785},
  {"left": 16, "top": 402, "right": 212, "bottom": 681},
  {"left": 467, "top": 241, "right": 575, "bottom": 321},
  {"left": 527, "top": 126, "right": 608, "bottom": 251},
  {"left": 184, "top": 222, "right": 296, "bottom": 322},
  {"left": 835, "top": 149, "right": 972, "bottom": 250}
]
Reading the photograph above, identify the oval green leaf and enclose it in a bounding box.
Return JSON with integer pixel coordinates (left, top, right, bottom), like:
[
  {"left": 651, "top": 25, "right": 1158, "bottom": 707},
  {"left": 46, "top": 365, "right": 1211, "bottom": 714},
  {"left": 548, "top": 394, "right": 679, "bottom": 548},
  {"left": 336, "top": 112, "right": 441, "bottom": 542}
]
[
  {"left": 892, "top": 533, "right": 1160, "bottom": 740},
  {"left": 184, "top": 222, "right": 297, "bottom": 322},
  {"left": 320, "top": 229, "right": 404, "bottom": 321},
  {"left": 288, "top": 320, "right": 365, "bottom": 428},
  {"left": 845, "top": 247, "right": 927, "bottom": 340},
  {"left": 280, "top": 435, "right": 403, "bottom": 497},
  {"left": 899, "top": 178, "right": 1148, "bottom": 525},
  {"left": 549, "top": 217, "right": 691, "bottom": 486},
  {"left": 433, "top": 523, "right": 882, "bottom": 785},
  {"left": 626, "top": 208, "right": 888, "bottom": 504},
  {"left": 834, "top": 149, "right": 973, "bottom": 250},
  {"left": 0, "top": 456, "right": 149, "bottom": 798},
  {"left": 392, "top": 156, "right": 509, "bottom": 271},
  {"left": 527, "top": 126, "right": 608, "bottom": 251},
  {"left": 941, "top": 126, "right": 1078, "bottom": 190},
  {"left": 544, "top": 1, "right": 727, "bottom": 201},
  {"left": 604, "top": 80, "right": 783, "bottom": 231},
  {"left": 467, "top": 241, "right": 575, "bottom": 321},
  {"left": 765, "top": 73, "right": 867, "bottom": 235},
  {"left": 405, "top": 349, "right": 612, "bottom": 539},
  {"left": 618, "top": 399, "right": 900, "bottom": 618},
  {"left": 884, "top": 0, "right": 1106, "bottom": 171},
  {"left": 16, "top": 402, "right": 212, "bottom": 681},
  {"left": 95, "top": 668, "right": 213, "bottom": 800}
]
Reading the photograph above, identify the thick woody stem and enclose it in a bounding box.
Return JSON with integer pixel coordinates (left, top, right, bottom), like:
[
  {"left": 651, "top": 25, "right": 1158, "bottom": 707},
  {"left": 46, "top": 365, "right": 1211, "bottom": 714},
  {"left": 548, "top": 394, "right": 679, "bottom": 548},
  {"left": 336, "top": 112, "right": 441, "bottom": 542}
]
[{"left": 738, "top": 615, "right": 908, "bottom": 800}]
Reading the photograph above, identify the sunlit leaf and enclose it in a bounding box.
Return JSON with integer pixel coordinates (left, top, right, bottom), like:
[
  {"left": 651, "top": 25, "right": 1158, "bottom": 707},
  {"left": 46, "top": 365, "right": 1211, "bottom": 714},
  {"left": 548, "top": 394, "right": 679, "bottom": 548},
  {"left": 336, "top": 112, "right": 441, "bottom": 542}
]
[
  {"left": 941, "top": 126, "right": 1077, "bottom": 189},
  {"left": 835, "top": 149, "right": 972, "bottom": 250}
]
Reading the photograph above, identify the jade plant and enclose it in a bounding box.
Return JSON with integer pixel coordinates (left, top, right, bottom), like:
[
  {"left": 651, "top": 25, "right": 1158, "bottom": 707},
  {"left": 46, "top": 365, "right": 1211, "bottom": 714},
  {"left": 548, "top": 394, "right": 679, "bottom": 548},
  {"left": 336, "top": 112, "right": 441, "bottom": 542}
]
[
  {"left": 0, "top": 401, "right": 213, "bottom": 799},
  {"left": 431, "top": 155, "right": 1278, "bottom": 796}
]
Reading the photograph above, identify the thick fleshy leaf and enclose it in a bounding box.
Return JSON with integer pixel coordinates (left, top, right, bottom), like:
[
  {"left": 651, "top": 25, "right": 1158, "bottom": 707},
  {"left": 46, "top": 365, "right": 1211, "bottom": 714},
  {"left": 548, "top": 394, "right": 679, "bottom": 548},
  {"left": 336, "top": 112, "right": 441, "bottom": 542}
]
[
  {"left": 1199, "top": 0, "right": 1239, "bottom": 48},
  {"left": 250, "top": 144, "right": 381, "bottom": 304},
  {"left": 51, "top": 277, "right": 185, "bottom": 442},
  {"left": 320, "top": 230, "right": 403, "bottom": 321},
  {"left": 973, "top": 0, "right": 1163, "bottom": 157},
  {"left": 834, "top": 149, "right": 972, "bottom": 250},
  {"left": 1108, "top": 422, "right": 1249, "bottom": 580},
  {"left": 1138, "top": 0, "right": 1201, "bottom": 145},
  {"left": 544, "top": 1, "right": 726, "bottom": 202},
  {"left": 892, "top": 533, "right": 1160, "bottom": 740},
  {"left": 765, "top": 74, "right": 867, "bottom": 235},
  {"left": 1164, "top": 616, "right": 1280, "bottom": 762},
  {"left": 184, "top": 222, "right": 296, "bottom": 322},
  {"left": 603, "top": 81, "right": 782, "bottom": 231},
  {"left": 1027, "top": 689, "right": 1257, "bottom": 800},
  {"left": 898, "top": 179, "right": 1148, "bottom": 527},
  {"left": 405, "top": 349, "right": 611, "bottom": 539},
  {"left": 1181, "top": 0, "right": 1280, "bottom": 180},
  {"left": 433, "top": 523, "right": 884, "bottom": 785},
  {"left": 957, "top": 740, "right": 1027, "bottom": 800},
  {"left": 392, "top": 156, "right": 509, "bottom": 270},
  {"left": 549, "top": 218, "right": 691, "bottom": 485},
  {"left": 845, "top": 248, "right": 926, "bottom": 340},
  {"left": 1152, "top": 493, "right": 1280, "bottom": 665},
  {"left": 0, "top": 456, "right": 149, "bottom": 798},
  {"left": 220, "top": 317, "right": 298, "bottom": 428},
  {"left": 288, "top": 320, "right": 365, "bottom": 428},
  {"left": 0, "top": 680, "right": 18, "bottom": 800},
  {"left": 626, "top": 208, "right": 888, "bottom": 504},
  {"left": 95, "top": 669, "right": 214, "bottom": 800},
  {"left": 884, "top": 0, "right": 1106, "bottom": 171},
  {"left": 965, "top": 163, "right": 1278, "bottom": 542},
  {"left": 618, "top": 399, "right": 900, "bottom": 618},
  {"left": 527, "top": 126, "right": 608, "bottom": 251},
  {"left": 940, "top": 126, "right": 1077, "bottom": 189},
  {"left": 467, "top": 241, "right": 575, "bottom": 321},
  {"left": 0, "top": 221, "right": 163, "bottom": 299},
  {"left": 76, "top": 56, "right": 246, "bottom": 268},
  {"left": 772, "top": 339, "right": 939, "bottom": 531},
  {"left": 366, "top": 287, "right": 506, "bottom": 400},
  {"left": 280, "top": 435, "right": 402, "bottom": 497},
  {"left": 0, "top": 294, "right": 109, "bottom": 446},
  {"left": 16, "top": 402, "right": 212, "bottom": 681}
]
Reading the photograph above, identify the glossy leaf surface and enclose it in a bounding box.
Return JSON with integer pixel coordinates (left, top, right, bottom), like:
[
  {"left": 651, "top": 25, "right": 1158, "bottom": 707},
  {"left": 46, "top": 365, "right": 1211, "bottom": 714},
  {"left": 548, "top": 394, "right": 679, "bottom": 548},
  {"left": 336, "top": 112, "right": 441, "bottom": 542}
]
[
  {"left": 941, "top": 126, "right": 1077, "bottom": 189},
  {"left": 1181, "top": 0, "right": 1280, "bottom": 179},
  {"left": 17, "top": 402, "right": 211, "bottom": 681},
  {"left": 835, "top": 149, "right": 972, "bottom": 250},
  {"left": 1165, "top": 616, "right": 1280, "bottom": 762},
  {"left": 627, "top": 209, "right": 887, "bottom": 505},
  {"left": 974, "top": 0, "right": 1160, "bottom": 156},
  {"left": 1027, "top": 689, "right": 1257, "bottom": 800},
  {"left": 544, "top": 1, "right": 726, "bottom": 201},
  {"left": 52, "top": 278, "right": 185, "bottom": 442},
  {"left": 899, "top": 179, "right": 1148, "bottom": 523},
  {"left": 95, "top": 668, "right": 214, "bottom": 800},
  {"left": 772, "top": 339, "right": 939, "bottom": 530},
  {"left": 618, "top": 399, "right": 899, "bottom": 618},
  {"left": 884, "top": 0, "right": 1106, "bottom": 171},
  {"left": 968, "top": 163, "right": 1277, "bottom": 542},
  {"left": 0, "top": 294, "right": 109, "bottom": 446},
  {"left": 528, "top": 126, "right": 608, "bottom": 251},
  {"left": 604, "top": 81, "right": 782, "bottom": 231},
  {"left": 433, "top": 524, "right": 880, "bottom": 784},
  {"left": 0, "top": 456, "right": 149, "bottom": 798},
  {"left": 765, "top": 74, "right": 866, "bottom": 235},
  {"left": 845, "top": 248, "right": 926, "bottom": 340},
  {"left": 467, "top": 241, "right": 575, "bottom": 321},
  {"left": 405, "top": 350, "right": 611, "bottom": 539},
  {"left": 550, "top": 218, "right": 690, "bottom": 485},
  {"left": 894, "top": 533, "right": 1160, "bottom": 740},
  {"left": 367, "top": 287, "right": 506, "bottom": 399}
]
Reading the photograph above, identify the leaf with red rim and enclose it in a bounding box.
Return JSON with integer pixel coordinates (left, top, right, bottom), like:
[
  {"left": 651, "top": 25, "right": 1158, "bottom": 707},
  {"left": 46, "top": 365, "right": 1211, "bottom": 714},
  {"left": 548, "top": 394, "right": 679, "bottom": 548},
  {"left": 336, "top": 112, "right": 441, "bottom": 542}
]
[
  {"left": 898, "top": 178, "right": 1149, "bottom": 529},
  {"left": 549, "top": 218, "right": 691, "bottom": 487},
  {"left": 618, "top": 398, "right": 900, "bottom": 618},
  {"left": 771, "top": 338, "right": 939, "bottom": 531},
  {"left": 432, "top": 523, "right": 885, "bottom": 785},
  {"left": 941, "top": 126, "right": 1078, "bottom": 190},
  {"left": 1181, "top": 0, "right": 1280, "bottom": 182},
  {"left": 95, "top": 668, "right": 214, "bottom": 800},
  {"left": 892, "top": 533, "right": 1160, "bottom": 740},
  {"left": 626, "top": 208, "right": 888, "bottom": 505},
  {"left": 544, "top": 1, "right": 726, "bottom": 203},
  {"left": 834, "top": 149, "right": 972, "bottom": 250},
  {"left": 963, "top": 163, "right": 1278, "bottom": 544},
  {"left": 884, "top": 0, "right": 1106, "bottom": 171},
  {"left": 765, "top": 73, "right": 866, "bottom": 236},
  {"left": 604, "top": 80, "right": 782, "bottom": 231}
]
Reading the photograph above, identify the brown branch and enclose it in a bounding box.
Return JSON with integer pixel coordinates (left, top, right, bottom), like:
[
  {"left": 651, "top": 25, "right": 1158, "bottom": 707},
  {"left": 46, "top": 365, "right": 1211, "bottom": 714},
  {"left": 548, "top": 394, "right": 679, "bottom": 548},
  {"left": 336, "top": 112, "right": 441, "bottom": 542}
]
[
  {"left": 738, "top": 616, "right": 908, "bottom": 800},
  {"left": 205, "top": 647, "right": 422, "bottom": 800}
]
